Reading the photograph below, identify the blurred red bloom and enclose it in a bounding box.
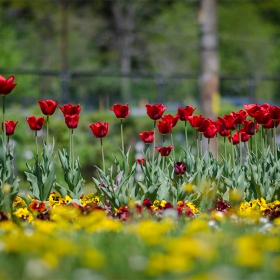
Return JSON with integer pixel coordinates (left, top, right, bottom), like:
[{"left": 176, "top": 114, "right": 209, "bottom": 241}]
[
  {"left": 89, "top": 122, "right": 109, "bottom": 138},
  {"left": 157, "top": 120, "right": 173, "bottom": 135},
  {"left": 109, "top": 103, "right": 130, "bottom": 119},
  {"left": 177, "top": 106, "right": 196, "bottom": 121},
  {"left": 142, "top": 198, "right": 152, "bottom": 209},
  {"left": 188, "top": 114, "right": 205, "bottom": 129},
  {"left": 39, "top": 100, "right": 59, "bottom": 116},
  {"left": 242, "top": 120, "right": 257, "bottom": 135},
  {"left": 137, "top": 158, "right": 146, "bottom": 166},
  {"left": 174, "top": 162, "right": 186, "bottom": 176},
  {"left": 203, "top": 124, "right": 218, "bottom": 138},
  {"left": 145, "top": 104, "right": 167, "bottom": 120},
  {"left": 230, "top": 110, "right": 247, "bottom": 125},
  {"left": 2, "top": 120, "right": 18, "bottom": 136},
  {"left": 269, "top": 106, "right": 280, "bottom": 120},
  {"left": 59, "top": 104, "right": 81, "bottom": 116},
  {"left": 139, "top": 131, "right": 154, "bottom": 144},
  {"left": 214, "top": 120, "right": 230, "bottom": 137},
  {"left": 263, "top": 118, "right": 280, "bottom": 129},
  {"left": 197, "top": 118, "right": 212, "bottom": 133},
  {"left": 65, "top": 114, "right": 80, "bottom": 129},
  {"left": 254, "top": 109, "right": 271, "bottom": 125},
  {"left": 161, "top": 114, "right": 179, "bottom": 127},
  {"left": 0, "top": 75, "right": 17, "bottom": 95},
  {"left": 29, "top": 200, "right": 47, "bottom": 212},
  {"left": 26, "top": 116, "right": 45, "bottom": 131},
  {"left": 244, "top": 104, "right": 262, "bottom": 118},
  {"left": 156, "top": 145, "right": 173, "bottom": 157},
  {"left": 218, "top": 114, "right": 237, "bottom": 130},
  {"left": 229, "top": 129, "right": 250, "bottom": 145}
]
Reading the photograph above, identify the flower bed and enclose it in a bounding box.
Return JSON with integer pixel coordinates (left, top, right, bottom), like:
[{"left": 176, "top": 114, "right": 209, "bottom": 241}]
[{"left": 0, "top": 75, "right": 280, "bottom": 279}]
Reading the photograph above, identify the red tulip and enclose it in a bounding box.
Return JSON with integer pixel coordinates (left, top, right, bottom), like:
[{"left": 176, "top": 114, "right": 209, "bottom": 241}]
[
  {"left": 229, "top": 129, "right": 250, "bottom": 145},
  {"left": 244, "top": 104, "right": 262, "bottom": 118},
  {"left": 109, "top": 103, "right": 130, "bottom": 119},
  {"left": 139, "top": 131, "right": 154, "bottom": 144},
  {"left": 65, "top": 114, "right": 80, "bottom": 129},
  {"left": 218, "top": 114, "right": 237, "bottom": 130},
  {"left": 177, "top": 106, "right": 196, "bottom": 121},
  {"left": 0, "top": 75, "right": 17, "bottom": 95},
  {"left": 269, "top": 106, "right": 280, "bottom": 120},
  {"left": 214, "top": 120, "right": 230, "bottom": 137},
  {"left": 197, "top": 118, "right": 212, "bottom": 133},
  {"left": 263, "top": 118, "right": 280, "bottom": 129},
  {"left": 230, "top": 110, "right": 247, "bottom": 125},
  {"left": 156, "top": 145, "right": 173, "bottom": 157},
  {"left": 174, "top": 162, "right": 186, "bottom": 176},
  {"left": 254, "top": 109, "right": 271, "bottom": 125},
  {"left": 26, "top": 116, "right": 45, "bottom": 131},
  {"left": 1, "top": 120, "right": 18, "bottom": 136},
  {"left": 188, "top": 114, "right": 205, "bottom": 129},
  {"left": 89, "top": 122, "right": 109, "bottom": 138},
  {"left": 59, "top": 104, "right": 81, "bottom": 116},
  {"left": 243, "top": 120, "right": 257, "bottom": 135},
  {"left": 157, "top": 120, "right": 173, "bottom": 135},
  {"left": 137, "top": 158, "right": 146, "bottom": 166},
  {"left": 39, "top": 100, "right": 59, "bottom": 116},
  {"left": 203, "top": 124, "right": 218, "bottom": 138},
  {"left": 161, "top": 114, "right": 179, "bottom": 127},
  {"left": 145, "top": 104, "right": 167, "bottom": 120}
]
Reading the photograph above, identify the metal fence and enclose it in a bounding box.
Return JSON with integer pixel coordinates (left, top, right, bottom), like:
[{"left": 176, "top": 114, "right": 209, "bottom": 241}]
[{"left": 1, "top": 69, "right": 280, "bottom": 111}]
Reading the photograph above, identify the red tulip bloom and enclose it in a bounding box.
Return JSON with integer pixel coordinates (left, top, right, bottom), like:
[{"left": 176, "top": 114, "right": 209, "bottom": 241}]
[
  {"left": 177, "top": 106, "right": 196, "bottom": 121},
  {"left": 230, "top": 110, "right": 247, "bottom": 125},
  {"left": 269, "top": 106, "right": 280, "bottom": 120},
  {"left": 244, "top": 104, "right": 262, "bottom": 118},
  {"left": 89, "top": 122, "right": 109, "bottom": 138},
  {"left": 254, "top": 109, "right": 271, "bottom": 125},
  {"left": 240, "top": 128, "right": 250, "bottom": 142},
  {"left": 243, "top": 120, "right": 257, "bottom": 135},
  {"left": 161, "top": 114, "right": 179, "bottom": 127},
  {"left": 263, "top": 118, "right": 280, "bottom": 129},
  {"left": 59, "top": 104, "right": 81, "bottom": 116},
  {"left": 203, "top": 124, "right": 218, "bottom": 138},
  {"left": 156, "top": 145, "right": 173, "bottom": 157},
  {"left": 218, "top": 114, "right": 237, "bottom": 130},
  {"left": 0, "top": 75, "right": 17, "bottom": 95},
  {"left": 2, "top": 120, "right": 18, "bottom": 136},
  {"left": 157, "top": 120, "right": 173, "bottom": 135},
  {"left": 214, "top": 120, "right": 230, "bottom": 137},
  {"left": 174, "top": 162, "right": 186, "bottom": 176},
  {"left": 139, "top": 131, "right": 154, "bottom": 144},
  {"left": 26, "top": 116, "right": 45, "bottom": 131},
  {"left": 188, "top": 114, "right": 205, "bottom": 129},
  {"left": 109, "top": 103, "right": 130, "bottom": 119},
  {"left": 39, "top": 100, "right": 59, "bottom": 116},
  {"left": 229, "top": 129, "right": 250, "bottom": 145},
  {"left": 137, "top": 158, "right": 146, "bottom": 166},
  {"left": 145, "top": 104, "right": 167, "bottom": 120},
  {"left": 197, "top": 118, "right": 212, "bottom": 133},
  {"left": 65, "top": 114, "right": 80, "bottom": 129}
]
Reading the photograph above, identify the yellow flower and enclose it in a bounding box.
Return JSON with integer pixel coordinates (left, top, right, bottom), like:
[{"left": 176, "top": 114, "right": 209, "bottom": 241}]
[
  {"left": 13, "top": 208, "right": 34, "bottom": 223},
  {"left": 13, "top": 196, "right": 27, "bottom": 209},
  {"left": 186, "top": 202, "right": 200, "bottom": 214}
]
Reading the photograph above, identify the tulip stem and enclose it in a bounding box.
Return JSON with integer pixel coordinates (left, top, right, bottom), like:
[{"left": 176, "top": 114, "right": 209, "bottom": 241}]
[
  {"left": 162, "top": 156, "right": 165, "bottom": 172},
  {"left": 216, "top": 133, "right": 218, "bottom": 160},
  {"left": 120, "top": 119, "right": 124, "bottom": 153},
  {"left": 185, "top": 121, "right": 188, "bottom": 151},
  {"left": 274, "top": 121, "right": 278, "bottom": 161},
  {"left": 224, "top": 137, "right": 227, "bottom": 162},
  {"left": 170, "top": 132, "right": 175, "bottom": 160},
  {"left": 230, "top": 131, "right": 235, "bottom": 169},
  {"left": 196, "top": 130, "right": 199, "bottom": 159},
  {"left": 35, "top": 131, "right": 38, "bottom": 157},
  {"left": 254, "top": 119, "right": 258, "bottom": 157},
  {"left": 207, "top": 138, "right": 210, "bottom": 165},
  {"left": 2, "top": 95, "right": 6, "bottom": 145},
  {"left": 152, "top": 120, "right": 156, "bottom": 182},
  {"left": 100, "top": 138, "right": 105, "bottom": 173},
  {"left": 238, "top": 124, "right": 242, "bottom": 166},
  {"left": 71, "top": 129, "right": 74, "bottom": 170},
  {"left": 261, "top": 125, "right": 264, "bottom": 155},
  {"left": 46, "top": 115, "right": 49, "bottom": 148}
]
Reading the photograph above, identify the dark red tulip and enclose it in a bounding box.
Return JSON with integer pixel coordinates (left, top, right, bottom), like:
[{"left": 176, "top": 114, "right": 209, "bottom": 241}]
[
  {"left": 188, "top": 114, "right": 205, "bottom": 129},
  {"left": 0, "top": 75, "right": 17, "bottom": 95},
  {"left": 254, "top": 109, "right": 271, "bottom": 125},
  {"left": 39, "top": 100, "right": 59, "bottom": 116},
  {"left": 142, "top": 198, "right": 152, "bottom": 209},
  {"left": 197, "top": 118, "right": 212, "bottom": 133},
  {"left": 261, "top": 103, "right": 271, "bottom": 110},
  {"left": 263, "top": 118, "right": 280, "bottom": 129},
  {"left": 65, "top": 114, "right": 80, "bottom": 129},
  {"left": 174, "top": 162, "right": 186, "bottom": 176},
  {"left": 269, "top": 106, "right": 280, "bottom": 120},
  {"left": 26, "top": 116, "right": 45, "bottom": 131},
  {"left": 244, "top": 104, "right": 262, "bottom": 118},
  {"left": 240, "top": 129, "right": 251, "bottom": 142},
  {"left": 230, "top": 110, "right": 247, "bottom": 125},
  {"left": 161, "top": 114, "right": 179, "bottom": 127},
  {"left": 203, "top": 124, "right": 218, "bottom": 138},
  {"left": 89, "top": 122, "right": 109, "bottom": 138},
  {"left": 229, "top": 129, "right": 250, "bottom": 145},
  {"left": 109, "top": 103, "right": 130, "bottom": 119},
  {"left": 214, "top": 120, "right": 230, "bottom": 137},
  {"left": 59, "top": 104, "right": 81, "bottom": 116},
  {"left": 243, "top": 120, "right": 257, "bottom": 135},
  {"left": 2, "top": 120, "right": 18, "bottom": 136},
  {"left": 139, "top": 131, "right": 154, "bottom": 144},
  {"left": 218, "top": 114, "right": 237, "bottom": 130},
  {"left": 145, "top": 104, "right": 167, "bottom": 120},
  {"left": 177, "top": 106, "right": 196, "bottom": 121},
  {"left": 137, "top": 158, "right": 146, "bottom": 166},
  {"left": 156, "top": 145, "right": 173, "bottom": 157},
  {"left": 157, "top": 120, "right": 173, "bottom": 135}
]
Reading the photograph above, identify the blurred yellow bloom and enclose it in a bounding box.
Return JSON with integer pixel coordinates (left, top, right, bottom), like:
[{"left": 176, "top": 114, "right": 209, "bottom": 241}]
[
  {"left": 80, "top": 193, "right": 100, "bottom": 206},
  {"left": 82, "top": 248, "right": 105, "bottom": 269},
  {"left": 13, "top": 208, "right": 34, "bottom": 223},
  {"left": 13, "top": 196, "right": 27, "bottom": 209}
]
